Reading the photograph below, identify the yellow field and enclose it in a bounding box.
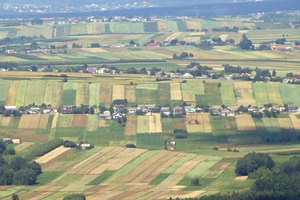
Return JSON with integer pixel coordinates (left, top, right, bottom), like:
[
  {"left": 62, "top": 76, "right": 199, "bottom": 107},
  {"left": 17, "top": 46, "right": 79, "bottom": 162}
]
[
  {"left": 126, "top": 116, "right": 137, "bottom": 136},
  {"left": 185, "top": 113, "right": 212, "bottom": 133},
  {"left": 277, "top": 118, "right": 294, "bottom": 130},
  {"left": 234, "top": 82, "right": 256, "bottom": 106},
  {"left": 290, "top": 114, "right": 300, "bottom": 130},
  {"left": 76, "top": 83, "right": 89, "bottom": 105},
  {"left": 0, "top": 117, "right": 12, "bottom": 126},
  {"left": 236, "top": 114, "right": 256, "bottom": 131},
  {"left": 6, "top": 81, "right": 19, "bottom": 106},
  {"left": 18, "top": 114, "right": 48, "bottom": 129},
  {"left": 112, "top": 85, "right": 125, "bottom": 100},
  {"left": 157, "top": 20, "right": 169, "bottom": 32},
  {"left": 170, "top": 83, "right": 182, "bottom": 100},
  {"left": 148, "top": 113, "right": 162, "bottom": 133},
  {"left": 186, "top": 21, "right": 201, "bottom": 30},
  {"left": 125, "top": 85, "right": 136, "bottom": 103},
  {"left": 165, "top": 32, "right": 183, "bottom": 41},
  {"left": 44, "top": 82, "right": 63, "bottom": 107},
  {"left": 35, "top": 146, "right": 71, "bottom": 164}
]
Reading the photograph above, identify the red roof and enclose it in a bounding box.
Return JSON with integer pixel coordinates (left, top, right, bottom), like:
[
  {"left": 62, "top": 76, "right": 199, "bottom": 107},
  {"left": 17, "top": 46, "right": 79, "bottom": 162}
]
[
  {"left": 13, "top": 137, "right": 21, "bottom": 140},
  {"left": 147, "top": 43, "right": 161, "bottom": 47}
]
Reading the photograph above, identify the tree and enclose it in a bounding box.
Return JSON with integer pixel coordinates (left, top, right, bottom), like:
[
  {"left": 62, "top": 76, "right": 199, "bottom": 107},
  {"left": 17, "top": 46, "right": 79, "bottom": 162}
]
[
  {"left": 9, "top": 157, "right": 27, "bottom": 171},
  {"left": 12, "top": 194, "right": 19, "bottom": 200},
  {"left": 30, "top": 42, "right": 39, "bottom": 50},
  {"left": 13, "top": 169, "right": 37, "bottom": 185},
  {"left": 0, "top": 141, "right": 6, "bottom": 154},
  {"left": 239, "top": 34, "right": 253, "bottom": 50},
  {"left": 272, "top": 69, "right": 277, "bottom": 77},
  {"left": 27, "top": 161, "right": 42, "bottom": 175},
  {"left": 235, "top": 152, "right": 274, "bottom": 175}
]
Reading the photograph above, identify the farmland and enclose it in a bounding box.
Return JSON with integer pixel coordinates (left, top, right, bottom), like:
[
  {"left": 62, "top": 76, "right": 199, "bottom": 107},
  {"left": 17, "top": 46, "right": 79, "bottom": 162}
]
[{"left": 1, "top": 14, "right": 300, "bottom": 200}]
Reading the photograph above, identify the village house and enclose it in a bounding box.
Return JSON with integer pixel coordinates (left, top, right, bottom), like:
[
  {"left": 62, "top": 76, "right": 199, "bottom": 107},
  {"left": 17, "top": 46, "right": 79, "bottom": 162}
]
[
  {"left": 184, "top": 106, "right": 196, "bottom": 113},
  {"left": 173, "top": 106, "right": 184, "bottom": 116},
  {"left": 79, "top": 142, "right": 93, "bottom": 149},
  {"left": 4, "top": 106, "right": 17, "bottom": 112},
  {"left": 182, "top": 73, "right": 194, "bottom": 79},
  {"left": 42, "top": 107, "right": 58, "bottom": 114},
  {"left": 86, "top": 67, "right": 97, "bottom": 74},
  {"left": 12, "top": 137, "right": 21, "bottom": 144},
  {"left": 161, "top": 107, "right": 171, "bottom": 117},
  {"left": 220, "top": 108, "right": 235, "bottom": 117},
  {"left": 5, "top": 49, "right": 18, "bottom": 54},
  {"left": 62, "top": 105, "right": 74, "bottom": 114},
  {"left": 137, "top": 105, "right": 156, "bottom": 113},
  {"left": 126, "top": 107, "right": 137, "bottom": 115},
  {"left": 287, "top": 106, "right": 300, "bottom": 113},
  {"left": 99, "top": 110, "right": 111, "bottom": 120},
  {"left": 2, "top": 138, "right": 12, "bottom": 143},
  {"left": 27, "top": 107, "right": 40, "bottom": 114},
  {"left": 210, "top": 107, "right": 221, "bottom": 116}
]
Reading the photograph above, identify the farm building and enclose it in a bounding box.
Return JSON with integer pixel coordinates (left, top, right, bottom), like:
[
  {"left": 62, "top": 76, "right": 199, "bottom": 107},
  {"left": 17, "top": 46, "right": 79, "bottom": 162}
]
[
  {"left": 173, "top": 106, "right": 184, "bottom": 115},
  {"left": 161, "top": 107, "right": 171, "bottom": 117},
  {"left": 99, "top": 111, "right": 111, "bottom": 119},
  {"left": 4, "top": 106, "right": 17, "bottom": 111},
  {"left": 12, "top": 137, "right": 21, "bottom": 144}
]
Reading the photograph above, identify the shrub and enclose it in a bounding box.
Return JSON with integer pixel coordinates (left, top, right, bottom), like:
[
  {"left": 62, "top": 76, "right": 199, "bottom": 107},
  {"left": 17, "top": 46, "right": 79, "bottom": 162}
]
[
  {"left": 63, "top": 140, "right": 77, "bottom": 148},
  {"left": 63, "top": 194, "right": 86, "bottom": 200},
  {"left": 126, "top": 144, "right": 137, "bottom": 148},
  {"left": 174, "top": 129, "right": 188, "bottom": 139},
  {"left": 26, "top": 139, "right": 63, "bottom": 160},
  {"left": 191, "top": 178, "right": 200, "bottom": 186}
]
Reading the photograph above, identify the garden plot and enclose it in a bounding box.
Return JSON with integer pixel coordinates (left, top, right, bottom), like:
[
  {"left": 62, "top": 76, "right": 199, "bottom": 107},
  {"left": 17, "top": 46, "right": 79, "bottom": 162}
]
[
  {"left": 185, "top": 113, "right": 212, "bottom": 133},
  {"left": 234, "top": 82, "right": 256, "bottom": 106},
  {"left": 235, "top": 114, "right": 256, "bottom": 131},
  {"left": 170, "top": 83, "right": 182, "bottom": 100},
  {"left": 112, "top": 85, "right": 125, "bottom": 100}
]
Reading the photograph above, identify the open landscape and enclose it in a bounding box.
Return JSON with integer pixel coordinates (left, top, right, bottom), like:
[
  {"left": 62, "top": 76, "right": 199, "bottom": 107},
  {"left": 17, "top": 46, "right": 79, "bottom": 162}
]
[{"left": 0, "top": 1, "right": 300, "bottom": 199}]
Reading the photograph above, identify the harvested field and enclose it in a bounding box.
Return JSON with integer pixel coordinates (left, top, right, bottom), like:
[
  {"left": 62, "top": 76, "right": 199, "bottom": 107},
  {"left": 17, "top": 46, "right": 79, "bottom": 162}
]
[
  {"left": 87, "top": 115, "right": 99, "bottom": 132},
  {"left": 100, "top": 84, "right": 112, "bottom": 106},
  {"left": 186, "top": 21, "right": 201, "bottom": 30},
  {"left": 6, "top": 81, "right": 19, "bottom": 106},
  {"left": 170, "top": 83, "right": 182, "bottom": 100},
  {"left": 35, "top": 146, "right": 71, "bottom": 164},
  {"left": 51, "top": 114, "right": 59, "bottom": 129},
  {"left": 149, "top": 113, "right": 162, "bottom": 133},
  {"left": 185, "top": 113, "right": 212, "bottom": 133},
  {"left": 125, "top": 85, "right": 136, "bottom": 103},
  {"left": 76, "top": 83, "right": 89, "bottom": 105},
  {"left": 234, "top": 82, "right": 256, "bottom": 106},
  {"left": 277, "top": 118, "right": 293, "bottom": 130},
  {"left": 72, "top": 114, "right": 87, "bottom": 127},
  {"left": 235, "top": 176, "right": 248, "bottom": 182},
  {"left": 44, "top": 82, "right": 63, "bottom": 108},
  {"left": 157, "top": 21, "right": 169, "bottom": 32},
  {"left": 236, "top": 114, "right": 256, "bottom": 131},
  {"left": 290, "top": 114, "right": 300, "bottom": 130},
  {"left": 99, "top": 119, "right": 110, "bottom": 127},
  {"left": 126, "top": 116, "right": 137, "bottom": 136},
  {"left": 165, "top": 32, "right": 182, "bottom": 41},
  {"left": 18, "top": 114, "right": 42, "bottom": 129},
  {"left": 137, "top": 116, "right": 149, "bottom": 133},
  {"left": 112, "top": 85, "right": 125, "bottom": 100},
  {"left": 1, "top": 117, "right": 12, "bottom": 126},
  {"left": 38, "top": 114, "right": 50, "bottom": 129}
]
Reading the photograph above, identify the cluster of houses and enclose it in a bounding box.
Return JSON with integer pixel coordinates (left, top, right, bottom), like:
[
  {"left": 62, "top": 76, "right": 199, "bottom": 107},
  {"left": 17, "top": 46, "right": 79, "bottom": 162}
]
[
  {"left": 2, "top": 137, "right": 21, "bottom": 144},
  {"left": 4, "top": 106, "right": 58, "bottom": 115}
]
